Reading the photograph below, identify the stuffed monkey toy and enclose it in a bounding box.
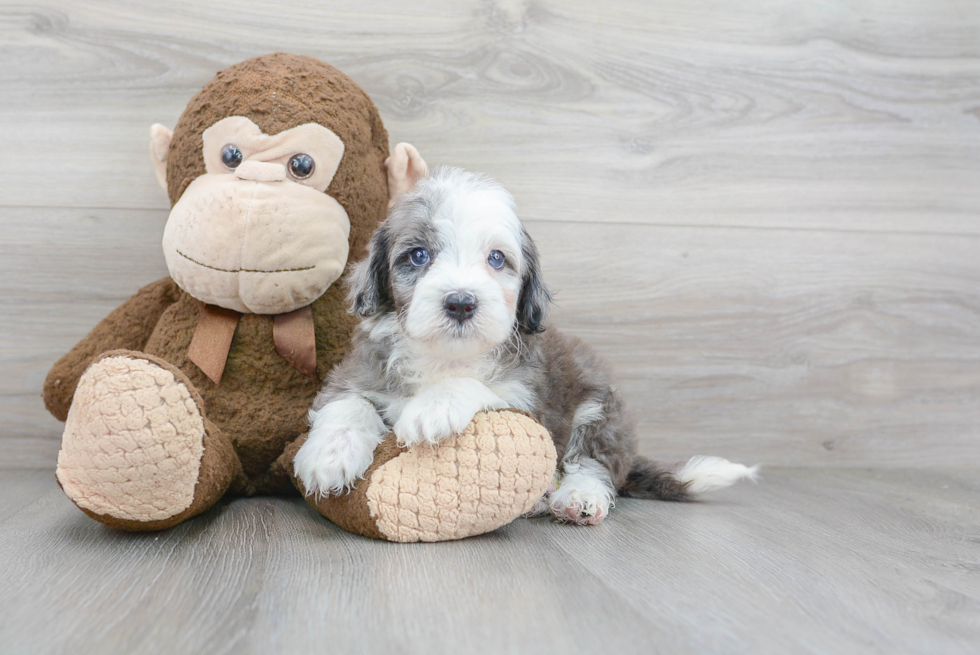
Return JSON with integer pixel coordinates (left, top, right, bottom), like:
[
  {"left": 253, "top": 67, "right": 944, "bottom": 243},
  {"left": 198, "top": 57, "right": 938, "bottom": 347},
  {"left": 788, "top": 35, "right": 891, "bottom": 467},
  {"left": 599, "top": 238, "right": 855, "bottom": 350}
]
[{"left": 43, "top": 53, "right": 555, "bottom": 542}]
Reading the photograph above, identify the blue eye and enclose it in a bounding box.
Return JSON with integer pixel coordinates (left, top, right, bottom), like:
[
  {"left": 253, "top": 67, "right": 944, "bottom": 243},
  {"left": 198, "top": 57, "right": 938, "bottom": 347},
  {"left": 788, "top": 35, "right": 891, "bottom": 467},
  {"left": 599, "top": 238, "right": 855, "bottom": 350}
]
[
  {"left": 409, "top": 248, "right": 430, "bottom": 267},
  {"left": 488, "top": 250, "right": 505, "bottom": 270}
]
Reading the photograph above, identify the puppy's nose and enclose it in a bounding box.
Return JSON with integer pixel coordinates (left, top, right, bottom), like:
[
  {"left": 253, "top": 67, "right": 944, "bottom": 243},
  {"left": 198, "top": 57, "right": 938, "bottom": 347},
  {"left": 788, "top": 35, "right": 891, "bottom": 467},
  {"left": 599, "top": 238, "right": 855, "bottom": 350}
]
[{"left": 444, "top": 293, "right": 478, "bottom": 322}]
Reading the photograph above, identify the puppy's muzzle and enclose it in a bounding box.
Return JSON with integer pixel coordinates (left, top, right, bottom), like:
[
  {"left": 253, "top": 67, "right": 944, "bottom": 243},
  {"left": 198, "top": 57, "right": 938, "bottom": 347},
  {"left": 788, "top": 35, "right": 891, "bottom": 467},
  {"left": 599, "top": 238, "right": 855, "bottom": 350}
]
[{"left": 444, "top": 293, "right": 478, "bottom": 323}]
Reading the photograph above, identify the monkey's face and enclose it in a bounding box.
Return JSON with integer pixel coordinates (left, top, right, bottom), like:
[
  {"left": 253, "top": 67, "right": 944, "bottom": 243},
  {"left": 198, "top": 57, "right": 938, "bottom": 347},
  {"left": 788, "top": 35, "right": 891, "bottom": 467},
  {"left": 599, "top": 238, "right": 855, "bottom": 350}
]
[{"left": 161, "top": 117, "right": 351, "bottom": 314}]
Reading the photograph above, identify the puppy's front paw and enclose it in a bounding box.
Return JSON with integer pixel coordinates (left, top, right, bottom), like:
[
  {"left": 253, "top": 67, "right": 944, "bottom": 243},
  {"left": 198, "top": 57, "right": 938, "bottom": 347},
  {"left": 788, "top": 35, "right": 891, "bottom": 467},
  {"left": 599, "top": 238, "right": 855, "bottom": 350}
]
[
  {"left": 393, "top": 378, "right": 507, "bottom": 447},
  {"left": 394, "top": 394, "right": 474, "bottom": 447},
  {"left": 294, "top": 426, "right": 376, "bottom": 498}
]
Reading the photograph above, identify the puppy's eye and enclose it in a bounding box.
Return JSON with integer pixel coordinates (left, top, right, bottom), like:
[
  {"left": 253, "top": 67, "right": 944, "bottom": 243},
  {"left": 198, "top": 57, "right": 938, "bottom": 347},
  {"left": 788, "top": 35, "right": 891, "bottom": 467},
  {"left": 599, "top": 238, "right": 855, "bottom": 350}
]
[
  {"left": 288, "top": 154, "right": 315, "bottom": 179},
  {"left": 409, "top": 248, "right": 430, "bottom": 267},
  {"left": 488, "top": 250, "right": 505, "bottom": 270},
  {"left": 221, "top": 144, "right": 243, "bottom": 170}
]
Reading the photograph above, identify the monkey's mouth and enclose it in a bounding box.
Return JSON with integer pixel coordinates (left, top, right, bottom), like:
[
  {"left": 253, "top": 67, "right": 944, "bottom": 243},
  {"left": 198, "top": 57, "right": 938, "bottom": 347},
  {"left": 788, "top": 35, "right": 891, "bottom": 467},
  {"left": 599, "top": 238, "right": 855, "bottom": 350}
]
[{"left": 176, "top": 249, "right": 315, "bottom": 274}]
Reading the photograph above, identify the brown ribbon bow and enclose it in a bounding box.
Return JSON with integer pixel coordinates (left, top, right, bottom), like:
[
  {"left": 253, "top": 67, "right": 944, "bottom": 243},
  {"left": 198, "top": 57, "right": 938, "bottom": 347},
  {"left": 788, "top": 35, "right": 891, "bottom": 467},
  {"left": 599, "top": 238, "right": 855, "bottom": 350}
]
[{"left": 187, "top": 304, "right": 318, "bottom": 385}]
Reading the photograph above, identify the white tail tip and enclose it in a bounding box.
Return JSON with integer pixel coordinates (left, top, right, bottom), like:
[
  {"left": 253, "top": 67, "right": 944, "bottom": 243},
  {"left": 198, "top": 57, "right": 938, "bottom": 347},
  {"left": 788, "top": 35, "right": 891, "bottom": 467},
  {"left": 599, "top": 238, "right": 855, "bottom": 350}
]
[{"left": 676, "top": 456, "right": 760, "bottom": 494}]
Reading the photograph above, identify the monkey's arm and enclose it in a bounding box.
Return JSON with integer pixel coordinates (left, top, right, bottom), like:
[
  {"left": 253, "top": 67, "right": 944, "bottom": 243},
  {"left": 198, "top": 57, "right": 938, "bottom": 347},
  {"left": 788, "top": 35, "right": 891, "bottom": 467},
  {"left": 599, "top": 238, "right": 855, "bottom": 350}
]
[{"left": 43, "top": 277, "right": 183, "bottom": 421}]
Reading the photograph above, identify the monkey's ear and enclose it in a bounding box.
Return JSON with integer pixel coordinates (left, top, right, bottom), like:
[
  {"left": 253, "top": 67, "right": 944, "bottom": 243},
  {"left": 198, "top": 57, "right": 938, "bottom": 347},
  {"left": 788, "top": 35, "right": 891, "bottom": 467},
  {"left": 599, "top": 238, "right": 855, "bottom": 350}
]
[
  {"left": 385, "top": 142, "right": 428, "bottom": 209},
  {"left": 149, "top": 124, "right": 174, "bottom": 192}
]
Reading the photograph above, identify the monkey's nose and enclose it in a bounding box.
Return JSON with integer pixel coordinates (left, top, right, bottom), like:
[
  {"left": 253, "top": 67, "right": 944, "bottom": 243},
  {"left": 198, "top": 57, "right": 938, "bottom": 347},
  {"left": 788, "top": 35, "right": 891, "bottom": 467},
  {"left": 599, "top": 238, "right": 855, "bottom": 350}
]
[
  {"left": 444, "top": 293, "right": 478, "bottom": 323},
  {"left": 234, "top": 160, "right": 286, "bottom": 183}
]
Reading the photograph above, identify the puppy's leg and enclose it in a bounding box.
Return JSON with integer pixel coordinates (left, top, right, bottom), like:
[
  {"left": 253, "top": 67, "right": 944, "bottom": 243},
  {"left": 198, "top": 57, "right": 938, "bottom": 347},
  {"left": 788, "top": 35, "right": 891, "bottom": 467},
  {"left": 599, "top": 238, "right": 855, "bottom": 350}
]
[
  {"left": 548, "top": 397, "right": 623, "bottom": 526},
  {"left": 549, "top": 458, "right": 616, "bottom": 526},
  {"left": 294, "top": 395, "right": 387, "bottom": 498},
  {"left": 393, "top": 377, "right": 507, "bottom": 447}
]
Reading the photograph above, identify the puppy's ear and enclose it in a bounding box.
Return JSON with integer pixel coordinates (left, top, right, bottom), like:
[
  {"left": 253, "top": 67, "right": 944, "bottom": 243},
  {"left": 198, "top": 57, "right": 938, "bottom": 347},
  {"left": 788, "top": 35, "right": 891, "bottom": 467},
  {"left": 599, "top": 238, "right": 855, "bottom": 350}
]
[
  {"left": 348, "top": 224, "right": 392, "bottom": 317},
  {"left": 517, "top": 227, "right": 552, "bottom": 333}
]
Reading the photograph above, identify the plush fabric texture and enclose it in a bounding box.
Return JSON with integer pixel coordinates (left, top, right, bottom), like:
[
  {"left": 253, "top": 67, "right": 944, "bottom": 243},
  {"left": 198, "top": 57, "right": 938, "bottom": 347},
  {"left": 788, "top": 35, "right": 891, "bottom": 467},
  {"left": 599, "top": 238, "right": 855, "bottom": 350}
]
[
  {"left": 149, "top": 124, "right": 173, "bottom": 190},
  {"left": 44, "top": 54, "right": 383, "bottom": 523},
  {"left": 287, "top": 411, "right": 558, "bottom": 542},
  {"left": 43, "top": 53, "right": 556, "bottom": 540},
  {"left": 57, "top": 351, "right": 243, "bottom": 532},
  {"left": 166, "top": 52, "right": 389, "bottom": 264},
  {"left": 114, "top": 278, "right": 355, "bottom": 493},
  {"left": 46, "top": 277, "right": 358, "bottom": 500},
  {"left": 57, "top": 354, "right": 206, "bottom": 522},
  {"left": 162, "top": 172, "right": 351, "bottom": 314},
  {"left": 201, "top": 117, "right": 346, "bottom": 192},
  {"left": 385, "top": 142, "right": 429, "bottom": 209},
  {"left": 281, "top": 434, "right": 403, "bottom": 540},
  {"left": 44, "top": 278, "right": 184, "bottom": 422}
]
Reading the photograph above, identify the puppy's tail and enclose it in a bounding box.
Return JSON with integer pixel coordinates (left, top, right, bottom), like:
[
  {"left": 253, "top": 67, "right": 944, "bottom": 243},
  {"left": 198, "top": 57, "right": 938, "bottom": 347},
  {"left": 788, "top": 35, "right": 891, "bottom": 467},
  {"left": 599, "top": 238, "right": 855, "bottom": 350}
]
[{"left": 619, "top": 455, "right": 760, "bottom": 501}]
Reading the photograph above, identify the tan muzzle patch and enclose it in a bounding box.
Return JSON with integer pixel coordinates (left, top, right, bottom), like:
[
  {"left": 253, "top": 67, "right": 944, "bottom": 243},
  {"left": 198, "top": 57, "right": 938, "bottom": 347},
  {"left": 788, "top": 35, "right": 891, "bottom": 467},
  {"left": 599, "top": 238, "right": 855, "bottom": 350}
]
[{"left": 162, "top": 174, "right": 350, "bottom": 314}]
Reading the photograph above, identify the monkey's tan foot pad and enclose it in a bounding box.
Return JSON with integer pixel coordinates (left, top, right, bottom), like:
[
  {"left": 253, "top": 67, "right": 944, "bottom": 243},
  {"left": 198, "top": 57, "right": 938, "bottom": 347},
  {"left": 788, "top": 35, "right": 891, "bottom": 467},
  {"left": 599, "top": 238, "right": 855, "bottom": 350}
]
[{"left": 56, "top": 352, "right": 206, "bottom": 525}]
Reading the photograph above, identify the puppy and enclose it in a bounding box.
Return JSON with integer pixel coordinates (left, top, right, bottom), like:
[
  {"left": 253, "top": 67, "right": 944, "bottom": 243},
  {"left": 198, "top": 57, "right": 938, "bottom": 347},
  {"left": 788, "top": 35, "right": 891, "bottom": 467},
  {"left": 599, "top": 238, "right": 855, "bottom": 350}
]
[{"left": 295, "top": 167, "right": 758, "bottom": 525}]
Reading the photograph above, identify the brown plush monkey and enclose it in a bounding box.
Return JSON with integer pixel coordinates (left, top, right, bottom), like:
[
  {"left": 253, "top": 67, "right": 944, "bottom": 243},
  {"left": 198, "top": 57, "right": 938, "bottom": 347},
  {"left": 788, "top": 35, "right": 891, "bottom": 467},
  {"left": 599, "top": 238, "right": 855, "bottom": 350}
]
[{"left": 43, "top": 53, "right": 555, "bottom": 540}]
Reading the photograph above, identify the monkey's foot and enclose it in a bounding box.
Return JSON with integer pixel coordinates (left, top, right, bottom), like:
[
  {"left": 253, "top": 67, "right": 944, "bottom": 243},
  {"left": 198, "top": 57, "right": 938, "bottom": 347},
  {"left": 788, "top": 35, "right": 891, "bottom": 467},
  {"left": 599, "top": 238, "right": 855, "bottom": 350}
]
[
  {"left": 56, "top": 351, "right": 238, "bottom": 531},
  {"left": 521, "top": 482, "right": 556, "bottom": 518}
]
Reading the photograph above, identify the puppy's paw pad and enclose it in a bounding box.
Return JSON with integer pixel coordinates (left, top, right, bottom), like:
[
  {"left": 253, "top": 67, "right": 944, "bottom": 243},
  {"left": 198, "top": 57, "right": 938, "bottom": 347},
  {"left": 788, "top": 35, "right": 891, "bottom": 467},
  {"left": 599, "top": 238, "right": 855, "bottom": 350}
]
[
  {"left": 557, "top": 502, "right": 606, "bottom": 526},
  {"left": 549, "top": 486, "right": 610, "bottom": 526}
]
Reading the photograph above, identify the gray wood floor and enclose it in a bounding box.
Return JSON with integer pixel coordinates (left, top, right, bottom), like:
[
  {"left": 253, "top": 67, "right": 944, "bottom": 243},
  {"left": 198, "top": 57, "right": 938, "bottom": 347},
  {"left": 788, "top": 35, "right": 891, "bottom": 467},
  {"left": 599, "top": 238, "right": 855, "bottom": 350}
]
[{"left": 1, "top": 468, "right": 977, "bottom": 654}]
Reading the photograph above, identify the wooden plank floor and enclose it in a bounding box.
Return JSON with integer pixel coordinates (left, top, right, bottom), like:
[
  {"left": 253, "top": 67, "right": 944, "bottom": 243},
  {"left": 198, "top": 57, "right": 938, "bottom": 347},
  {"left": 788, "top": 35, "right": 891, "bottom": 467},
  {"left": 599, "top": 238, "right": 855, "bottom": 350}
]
[{"left": 1, "top": 468, "right": 977, "bottom": 654}]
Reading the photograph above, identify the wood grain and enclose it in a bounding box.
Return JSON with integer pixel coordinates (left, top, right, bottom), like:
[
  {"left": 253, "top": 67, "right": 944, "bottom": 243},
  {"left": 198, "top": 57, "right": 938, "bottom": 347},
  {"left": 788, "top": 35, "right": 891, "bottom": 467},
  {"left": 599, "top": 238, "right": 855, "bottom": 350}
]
[
  {"left": 1, "top": 0, "right": 979, "bottom": 467},
  {"left": 2, "top": 0, "right": 979, "bottom": 233},
  {"left": 1, "top": 468, "right": 977, "bottom": 654},
  {"left": 3, "top": 207, "right": 977, "bottom": 467}
]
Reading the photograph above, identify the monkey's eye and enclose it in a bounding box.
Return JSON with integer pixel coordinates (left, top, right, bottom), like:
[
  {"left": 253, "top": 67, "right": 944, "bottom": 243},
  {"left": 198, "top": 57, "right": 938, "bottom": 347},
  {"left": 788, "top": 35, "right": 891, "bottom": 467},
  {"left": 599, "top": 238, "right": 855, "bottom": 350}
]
[
  {"left": 288, "top": 154, "right": 315, "bottom": 180},
  {"left": 221, "top": 144, "right": 243, "bottom": 170},
  {"left": 409, "top": 248, "right": 430, "bottom": 267},
  {"left": 488, "top": 250, "right": 505, "bottom": 270}
]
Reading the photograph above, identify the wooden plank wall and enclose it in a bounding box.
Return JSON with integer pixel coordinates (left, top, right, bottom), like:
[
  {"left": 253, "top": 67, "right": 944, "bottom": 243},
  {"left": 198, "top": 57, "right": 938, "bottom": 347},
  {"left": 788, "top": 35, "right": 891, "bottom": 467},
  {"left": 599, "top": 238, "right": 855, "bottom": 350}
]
[{"left": 1, "top": 0, "right": 978, "bottom": 468}]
